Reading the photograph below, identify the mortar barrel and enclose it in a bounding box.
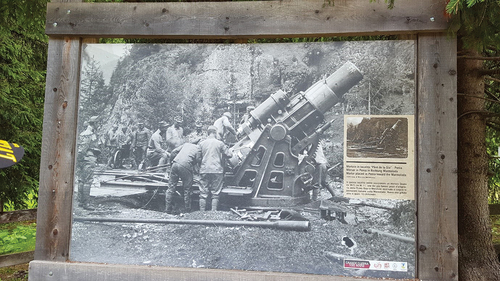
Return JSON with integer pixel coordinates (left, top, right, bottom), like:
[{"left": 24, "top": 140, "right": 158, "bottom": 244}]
[{"left": 73, "top": 217, "right": 311, "bottom": 231}]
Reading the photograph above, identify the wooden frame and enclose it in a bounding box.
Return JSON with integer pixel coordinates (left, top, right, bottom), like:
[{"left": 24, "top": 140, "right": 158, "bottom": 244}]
[{"left": 32, "top": 1, "right": 457, "bottom": 280}]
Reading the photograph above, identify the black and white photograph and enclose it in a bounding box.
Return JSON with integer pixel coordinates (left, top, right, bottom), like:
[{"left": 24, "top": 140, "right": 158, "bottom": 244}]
[
  {"left": 346, "top": 116, "right": 409, "bottom": 159},
  {"left": 71, "top": 41, "right": 416, "bottom": 279}
]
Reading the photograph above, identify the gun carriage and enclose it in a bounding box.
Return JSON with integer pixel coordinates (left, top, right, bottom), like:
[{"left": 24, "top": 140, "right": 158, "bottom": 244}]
[{"left": 98, "top": 61, "right": 363, "bottom": 210}]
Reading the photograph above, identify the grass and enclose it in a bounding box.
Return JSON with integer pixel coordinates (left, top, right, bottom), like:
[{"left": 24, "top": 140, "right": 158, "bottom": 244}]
[
  {"left": 0, "top": 263, "right": 28, "bottom": 281},
  {"left": 0, "top": 221, "right": 36, "bottom": 256},
  {"left": 0, "top": 221, "right": 35, "bottom": 281}
]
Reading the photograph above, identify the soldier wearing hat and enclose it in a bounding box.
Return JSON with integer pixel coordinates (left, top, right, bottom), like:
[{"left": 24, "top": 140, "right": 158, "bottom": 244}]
[
  {"left": 166, "top": 115, "right": 185, "bottom": 152},
  {"left": 240, "top": 105, "right": 255, "bottom": 125},
  {"left": 76, "top": 116, "right": 101, "bottom": 209},
  {"left": 146, "top": 121, "right": 170, "bottom": 169},
  {"left": 134, "top": 121, "right": 151, "bottom": 170},
  {"left": 198, "top": 125, "right": 233, "bottom": 211},
  {"left": 105, "top": 124, "right": 120, "bottom": 168},
  {"left": 213, "top": 111, "right": 237, "bottom": 143},
  {"left": 164, "top": 137, "right": 202, "bottom": 214},
  {"left": 187, "top": 121, "right": 206, "bottom": 144}
]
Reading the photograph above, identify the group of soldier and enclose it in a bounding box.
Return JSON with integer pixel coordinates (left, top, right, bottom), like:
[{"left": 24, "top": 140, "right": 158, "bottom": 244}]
[
  {"left": 76, "top": 111, "right": 242, "bottom": 212},
  {"left": 76, "top": 105, "right": 335, "bottom": 212}
]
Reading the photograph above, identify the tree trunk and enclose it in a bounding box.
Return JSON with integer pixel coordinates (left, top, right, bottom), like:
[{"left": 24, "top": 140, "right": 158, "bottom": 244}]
[{"left": 457, "top": 45, "right": 500, "bottom": 280}]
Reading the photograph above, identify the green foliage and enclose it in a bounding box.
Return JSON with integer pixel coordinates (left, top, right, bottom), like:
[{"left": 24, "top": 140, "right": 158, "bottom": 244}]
[
  {"left": 0, "top": 222, "right": 36, "bottom": 255},
  {"left": 445, "top": 0, "right": 500, "bottom": 202},
  {"left": 0, "top": 0, "right": 48, "bottom": 210},
  {"left": 446, "top": 0, "right": 500, "bottom": 51}
]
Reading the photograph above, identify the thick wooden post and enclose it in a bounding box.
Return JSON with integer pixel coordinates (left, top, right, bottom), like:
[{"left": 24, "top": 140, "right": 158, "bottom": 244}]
[
  {"left": 34, "top": 0, "right": 83, "bottom": 262},
  {"left": 417, "top": 33, "right": 458, "bottom": 280}
]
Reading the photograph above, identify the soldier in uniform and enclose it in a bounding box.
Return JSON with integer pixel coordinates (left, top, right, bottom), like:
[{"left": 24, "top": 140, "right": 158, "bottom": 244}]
[
  {"left": 213, "top": 112, "right": 237, "bottom": 143},
  {"left": 187, "top": 121, "right": 206, "bottom": 144},
  {"left": 311, "top": 139, "right": 336, "bottom": 200},
  {"left": 117, "top": 125, "right": 136, "bottom": 169},
  {"left": 198, "top": 126, "right": 233, "bottom": 211},
  {"left": 240, "top": 105, "right": 255, "bottom": 125},
  {"left": 134, "top": 121, "right": 151, "bottom": 170},
  {"left": 76, "top": 116, "right": 100, "bottom": 209},
  {"left": 166, "top": 115, "right": 184, "bottom": 152},
  {"left": 105, "top": 124, "right": 120, "bottom": 168},
  {"left": 146, "top": 121, "right": 170, "bottom": 169},
  {"left": 164, "top": 139, "right": 201, "bottom": 214}
]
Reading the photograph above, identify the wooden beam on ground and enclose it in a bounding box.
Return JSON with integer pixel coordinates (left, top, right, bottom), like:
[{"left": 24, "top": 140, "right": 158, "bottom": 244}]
[
  {"left": 45, "top": 0, "right": 448, "bottom": 39},
  {"left": 0, "top": 209, "right": 37, "bottom": 224},
  {"left": 417, "top": 33, "right": 458, "bottom": 280},
  {"left": 0, "top": 251, "right": 34, "bottom": 268}
]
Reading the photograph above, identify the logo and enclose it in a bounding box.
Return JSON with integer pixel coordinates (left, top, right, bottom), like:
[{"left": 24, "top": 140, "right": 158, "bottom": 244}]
[{"left": 0, "top": 140, "right": 24, "bottom": 169}]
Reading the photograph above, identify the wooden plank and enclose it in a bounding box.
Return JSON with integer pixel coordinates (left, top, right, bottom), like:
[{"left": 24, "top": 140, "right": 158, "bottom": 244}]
[
  {"left": 28, "top": 260, "right": 396, "bottom": 281},
  {"left": 45, "top": 0, "right": 448, "bottom": 38},
  {"left": 35, "top": 0, "right": 84, "bottom": 257},
  {"left": 417, "top": 34, "right": 458, "bottom": 280},
  {"left": 0, "top": 209, "right": 37, "bottom": 224},
  {"left": 34, "top": 36, "right": 81, "bottom": 262},
  {"left": 0, "top": 251, "right": 34, "bottom": 268}
]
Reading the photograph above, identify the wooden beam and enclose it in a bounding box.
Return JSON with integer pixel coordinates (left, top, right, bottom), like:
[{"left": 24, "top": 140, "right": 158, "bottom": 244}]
[
  {"left": 34, "top": 36, "right": 81, "bottom": 262},
  {"left": 0, "top": 209, "right": 37, "bottom": 224},
  {"left": 417, "top": 33, "right": 458, "bottom": 280},
  {"left": 0, "top": 251, "right": 34, "bottom": 268},
  {"left": 28, "top": 260, "right": 392, "bottom": 281},
  {"left": 45, "top": 0, "right": 448, "bottom": 38}
]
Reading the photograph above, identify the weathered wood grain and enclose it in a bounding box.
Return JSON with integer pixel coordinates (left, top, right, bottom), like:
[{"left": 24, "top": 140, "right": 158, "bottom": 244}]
[
  {"left": 0, "top": 209, "right": 37, "bottom": 224},
  {"left": 417, "top": 34, "right": 458, "bottom": 280},
  {"left": 45, "top": 0, "right": 448, "bottom": 38},
  {"left": 34, "top": 36, "right": 81, "bottom": 262},
  {"left": 28, "top": 260, "right": 403, "bottom": 281},
  {"left": 34, "top": 28, "right": 83, "bottom": 262}
]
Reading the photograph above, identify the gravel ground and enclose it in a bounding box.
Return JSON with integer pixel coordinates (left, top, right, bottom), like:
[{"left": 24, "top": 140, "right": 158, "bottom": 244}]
[{"left": 70, "top": 184, "right": 416, "bottom": 279}]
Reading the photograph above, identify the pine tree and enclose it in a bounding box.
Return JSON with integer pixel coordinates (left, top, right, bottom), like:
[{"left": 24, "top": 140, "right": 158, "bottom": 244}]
[
  {"left": 79, "top": 56, "right": 108, "bottom": 125},
  {"left": 446, "top": 0, "right": 500, "bottom": 279},
  {"left": 0, "top": 0, "right": 49, "bottom": 210}
]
